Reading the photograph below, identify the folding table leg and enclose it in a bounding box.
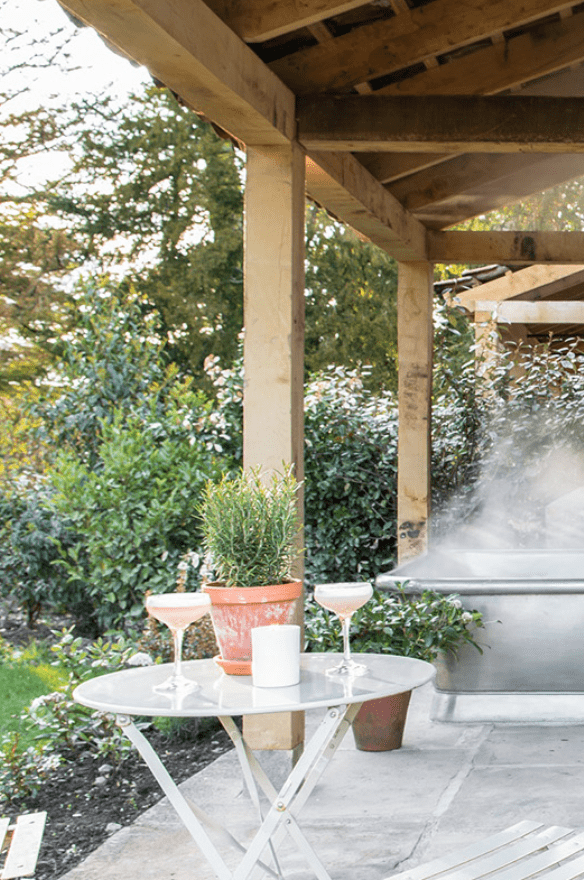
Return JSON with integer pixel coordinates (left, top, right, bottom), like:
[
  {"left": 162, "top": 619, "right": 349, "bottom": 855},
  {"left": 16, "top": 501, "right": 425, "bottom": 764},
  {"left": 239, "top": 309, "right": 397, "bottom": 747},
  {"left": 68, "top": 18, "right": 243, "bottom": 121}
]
[
  {"left": 220, "top": 702, "right": 361, "bottom": 880},
  {"left": 116, "top": 715, "right": 279, "bottom": 880}
]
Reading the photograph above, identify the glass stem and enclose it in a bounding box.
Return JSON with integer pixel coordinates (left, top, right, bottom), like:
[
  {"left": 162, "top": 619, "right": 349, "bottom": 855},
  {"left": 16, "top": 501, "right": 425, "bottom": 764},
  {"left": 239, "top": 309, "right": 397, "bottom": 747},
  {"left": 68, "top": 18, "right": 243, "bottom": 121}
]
[
  {"left": 341, "top": 614, "right": 353, "bottom": 666},
  {"left": 173, "top": 628, "right": 185, "bottom": 679}
]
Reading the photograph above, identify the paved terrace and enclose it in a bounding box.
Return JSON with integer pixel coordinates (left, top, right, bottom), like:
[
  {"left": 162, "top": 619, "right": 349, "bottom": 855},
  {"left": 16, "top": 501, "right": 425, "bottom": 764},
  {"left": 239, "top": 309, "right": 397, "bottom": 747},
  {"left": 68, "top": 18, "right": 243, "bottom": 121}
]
[{"left": 62, "top": 684, "right": 584, "bottom": 880}]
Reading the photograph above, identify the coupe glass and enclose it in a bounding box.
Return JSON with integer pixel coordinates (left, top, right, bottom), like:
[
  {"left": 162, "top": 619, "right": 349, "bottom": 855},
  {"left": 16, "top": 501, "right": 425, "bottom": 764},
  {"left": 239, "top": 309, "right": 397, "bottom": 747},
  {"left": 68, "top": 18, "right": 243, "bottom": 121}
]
[
  {"left": 314, "top": 582, "right": 373, "bottom": 676},
  {"left": 146, "top": 592, "right": 211, "bottom": 694}
]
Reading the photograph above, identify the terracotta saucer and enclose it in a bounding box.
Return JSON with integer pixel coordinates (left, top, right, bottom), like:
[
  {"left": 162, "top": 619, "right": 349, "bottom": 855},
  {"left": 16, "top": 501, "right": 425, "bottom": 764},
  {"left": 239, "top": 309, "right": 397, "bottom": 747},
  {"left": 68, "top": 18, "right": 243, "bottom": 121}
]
[{"left": 214, "top": 655, "right": 252, "bottom": 675}]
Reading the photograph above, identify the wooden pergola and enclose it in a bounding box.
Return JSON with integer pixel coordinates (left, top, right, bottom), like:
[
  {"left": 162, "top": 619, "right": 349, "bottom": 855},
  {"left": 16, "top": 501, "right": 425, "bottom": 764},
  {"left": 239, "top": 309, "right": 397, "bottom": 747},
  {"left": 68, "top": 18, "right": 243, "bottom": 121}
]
[
  {"left": 56, "top": 0, "right": 584, "bottom": 748},
  {"left": 446, "top": 264, "right": 584, "bottom": 352}
]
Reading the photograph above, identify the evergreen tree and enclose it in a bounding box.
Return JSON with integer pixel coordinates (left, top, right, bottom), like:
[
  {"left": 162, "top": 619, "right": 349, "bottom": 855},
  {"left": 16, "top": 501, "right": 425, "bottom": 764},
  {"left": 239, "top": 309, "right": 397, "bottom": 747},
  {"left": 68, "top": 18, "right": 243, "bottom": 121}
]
[{"left": 305, "top": 204, "right": 398, "bottom": 392}]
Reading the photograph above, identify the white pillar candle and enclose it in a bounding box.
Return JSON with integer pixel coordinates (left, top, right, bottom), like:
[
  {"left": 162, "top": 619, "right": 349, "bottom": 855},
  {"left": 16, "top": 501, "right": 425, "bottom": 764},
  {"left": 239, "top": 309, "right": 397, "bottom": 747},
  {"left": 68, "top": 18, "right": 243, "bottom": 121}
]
[{"left": 251, "top": 625, "right": 300, "bottom": 688}]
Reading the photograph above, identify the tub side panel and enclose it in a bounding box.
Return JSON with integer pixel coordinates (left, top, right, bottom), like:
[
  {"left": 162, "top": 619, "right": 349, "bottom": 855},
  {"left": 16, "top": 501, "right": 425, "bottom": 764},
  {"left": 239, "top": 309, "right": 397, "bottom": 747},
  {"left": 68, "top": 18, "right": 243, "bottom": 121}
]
[{"left": 434, "top": 593, "right": 584, "bottom": 693}]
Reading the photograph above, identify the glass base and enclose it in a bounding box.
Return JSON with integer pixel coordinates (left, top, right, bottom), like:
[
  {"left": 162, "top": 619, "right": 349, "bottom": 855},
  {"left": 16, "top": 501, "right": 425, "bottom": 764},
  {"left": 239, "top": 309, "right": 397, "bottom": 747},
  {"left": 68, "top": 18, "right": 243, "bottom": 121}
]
[
  {"left": 326, "top": 660, "right": 368, "bottom": 677},
  {"left": 153, "top": 674, "right": 199, "bottom": 694}
]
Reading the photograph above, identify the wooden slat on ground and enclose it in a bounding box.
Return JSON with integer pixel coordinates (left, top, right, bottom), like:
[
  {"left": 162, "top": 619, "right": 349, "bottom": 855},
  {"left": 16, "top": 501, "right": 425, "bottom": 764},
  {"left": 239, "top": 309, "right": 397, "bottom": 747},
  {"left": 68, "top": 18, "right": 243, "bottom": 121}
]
[{"left": 1, "top": 812, "right": 47, "bottom": 880}]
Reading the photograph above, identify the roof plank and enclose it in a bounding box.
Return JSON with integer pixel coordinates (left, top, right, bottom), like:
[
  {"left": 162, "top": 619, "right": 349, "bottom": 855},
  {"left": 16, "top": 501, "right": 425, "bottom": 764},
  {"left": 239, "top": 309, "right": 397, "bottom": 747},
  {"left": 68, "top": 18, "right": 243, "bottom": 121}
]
[
  {"left": 377, "top": 10, "right": 584, "bottom": 97},
  {"left": 203, "top": 0, "right": 372, "bottom": 43},
  {"left": 450, "top": 265, "right": 584, "bottom": 310},
  {"left": 269, "top": 0, "right": 576, "bottom": 94},
  {"left": 297, "top": 95, "right": 584, "bottom": 152}
]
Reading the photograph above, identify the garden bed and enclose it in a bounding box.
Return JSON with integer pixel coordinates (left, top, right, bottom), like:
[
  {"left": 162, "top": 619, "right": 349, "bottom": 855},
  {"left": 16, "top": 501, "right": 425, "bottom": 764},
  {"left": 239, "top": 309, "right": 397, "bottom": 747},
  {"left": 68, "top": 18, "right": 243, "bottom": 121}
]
[{"left": 0, "top": 606, "right": 233, "bottom": 880}]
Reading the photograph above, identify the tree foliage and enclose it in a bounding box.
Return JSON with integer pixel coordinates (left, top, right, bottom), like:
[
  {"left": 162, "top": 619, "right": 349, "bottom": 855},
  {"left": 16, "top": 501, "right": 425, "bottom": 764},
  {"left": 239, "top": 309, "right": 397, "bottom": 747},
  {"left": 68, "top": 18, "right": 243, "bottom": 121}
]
[
  {"left": 48, "top": 86, "right": 245, "bottom": 377},
  {"left": 305, "top": 205, "right": 398, "bottom": 391}
]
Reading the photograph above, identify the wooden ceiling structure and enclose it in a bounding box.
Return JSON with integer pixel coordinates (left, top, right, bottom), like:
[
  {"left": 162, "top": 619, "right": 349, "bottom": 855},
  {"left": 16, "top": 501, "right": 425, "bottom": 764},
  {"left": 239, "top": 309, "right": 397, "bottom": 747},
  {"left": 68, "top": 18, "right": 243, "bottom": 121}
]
[
  {"left": 56, "top": 0, "right": 584, "bottom": 748},
  {"left": 59, "top": 0, "right": 584, "bottom": 262}
]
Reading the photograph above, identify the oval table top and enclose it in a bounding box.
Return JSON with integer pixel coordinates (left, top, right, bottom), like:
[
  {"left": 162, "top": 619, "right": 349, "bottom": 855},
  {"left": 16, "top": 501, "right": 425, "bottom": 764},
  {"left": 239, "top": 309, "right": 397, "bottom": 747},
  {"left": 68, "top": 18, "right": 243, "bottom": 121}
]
[{"left": 73, "top": 653, "right": 435, "bottom": 718}]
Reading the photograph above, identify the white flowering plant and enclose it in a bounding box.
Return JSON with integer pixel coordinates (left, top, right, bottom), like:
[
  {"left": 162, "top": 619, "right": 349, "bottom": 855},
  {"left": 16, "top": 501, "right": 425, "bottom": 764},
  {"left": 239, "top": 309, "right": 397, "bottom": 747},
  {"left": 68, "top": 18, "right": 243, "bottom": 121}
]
[{"left": 305, "top": 584, "right": 483, "bottom": 664}]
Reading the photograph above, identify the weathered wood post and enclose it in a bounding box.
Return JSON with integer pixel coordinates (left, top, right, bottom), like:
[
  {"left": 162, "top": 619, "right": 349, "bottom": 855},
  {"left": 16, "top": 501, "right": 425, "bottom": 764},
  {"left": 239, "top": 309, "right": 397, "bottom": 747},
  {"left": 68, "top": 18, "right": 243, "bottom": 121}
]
[
  {"left": 397, "top": 261, "right": 433, "bottom": 564},
  {"left": 242, "top": 143, "right": 305, "bottom": 752}
]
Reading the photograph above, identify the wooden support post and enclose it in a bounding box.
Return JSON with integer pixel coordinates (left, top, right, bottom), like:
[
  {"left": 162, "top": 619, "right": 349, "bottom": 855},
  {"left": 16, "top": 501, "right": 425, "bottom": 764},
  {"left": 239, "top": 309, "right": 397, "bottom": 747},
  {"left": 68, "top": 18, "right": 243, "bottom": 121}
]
[
  {"left": 242, "top": 142, "right": 305, "bottom": 751},
  {"left": 397, "top": 262, "right": 433, "bottom": 564}
]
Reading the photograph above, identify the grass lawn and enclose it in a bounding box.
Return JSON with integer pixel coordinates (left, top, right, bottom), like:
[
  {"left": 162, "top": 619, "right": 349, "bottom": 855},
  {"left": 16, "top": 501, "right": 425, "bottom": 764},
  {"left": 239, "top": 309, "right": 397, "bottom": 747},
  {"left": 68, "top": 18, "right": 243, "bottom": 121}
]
[{"left": 0, "top": 647, "right": 68, "bottom": 741}]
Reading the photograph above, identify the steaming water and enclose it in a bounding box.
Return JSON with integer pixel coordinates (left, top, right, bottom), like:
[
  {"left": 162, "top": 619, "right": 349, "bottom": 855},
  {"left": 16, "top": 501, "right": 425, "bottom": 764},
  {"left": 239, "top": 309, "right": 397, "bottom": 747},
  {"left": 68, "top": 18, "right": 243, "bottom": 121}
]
[{"left": 433, "top": 439, "right": 584, "bottom": 554}]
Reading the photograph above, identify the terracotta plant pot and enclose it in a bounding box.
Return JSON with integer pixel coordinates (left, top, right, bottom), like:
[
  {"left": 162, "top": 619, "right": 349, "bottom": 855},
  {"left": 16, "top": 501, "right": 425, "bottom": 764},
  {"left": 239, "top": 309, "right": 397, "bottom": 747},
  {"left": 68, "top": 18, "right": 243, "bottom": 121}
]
[
  {"left": 203, "top": 581, "right": 302, "bottom": 675},
  {"left": 352, "top": 690, "right": 412, "bottom": 751}
]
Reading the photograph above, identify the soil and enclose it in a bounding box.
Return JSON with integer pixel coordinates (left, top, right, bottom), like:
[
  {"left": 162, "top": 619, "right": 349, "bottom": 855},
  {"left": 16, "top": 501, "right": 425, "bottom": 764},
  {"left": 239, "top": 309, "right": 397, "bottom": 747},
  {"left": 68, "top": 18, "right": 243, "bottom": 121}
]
[{"left": 0, "top": 608, "right": 234, "bottom": 880}]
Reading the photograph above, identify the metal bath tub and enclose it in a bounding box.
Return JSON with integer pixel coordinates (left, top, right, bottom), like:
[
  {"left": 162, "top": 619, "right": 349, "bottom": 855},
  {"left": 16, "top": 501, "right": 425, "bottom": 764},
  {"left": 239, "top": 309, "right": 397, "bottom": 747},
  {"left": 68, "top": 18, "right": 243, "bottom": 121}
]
[{"left": 376, "top": 549, "right": 584, "bottom": 722}]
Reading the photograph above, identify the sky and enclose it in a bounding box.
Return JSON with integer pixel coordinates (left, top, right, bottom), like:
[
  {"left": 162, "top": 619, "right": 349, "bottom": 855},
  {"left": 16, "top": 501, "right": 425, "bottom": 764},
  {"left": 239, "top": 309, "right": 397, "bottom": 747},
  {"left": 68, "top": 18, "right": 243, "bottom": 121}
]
[
  {"left": 1, "top": 0, "right": 149, "bottom": 112},
  {"left": 1, "top": 0, "right": 150, "bottom": 190}
]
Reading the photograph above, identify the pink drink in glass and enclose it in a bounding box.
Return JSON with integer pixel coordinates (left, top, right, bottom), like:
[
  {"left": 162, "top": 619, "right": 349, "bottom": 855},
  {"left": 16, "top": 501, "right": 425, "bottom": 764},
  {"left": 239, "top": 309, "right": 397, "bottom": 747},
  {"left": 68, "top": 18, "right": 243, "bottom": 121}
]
[
  {"left": 314, "top": 582, "right": 373, "bottom": 676},
  {"left": 146, "top": 593, "right": 211, "bottom": 694}
]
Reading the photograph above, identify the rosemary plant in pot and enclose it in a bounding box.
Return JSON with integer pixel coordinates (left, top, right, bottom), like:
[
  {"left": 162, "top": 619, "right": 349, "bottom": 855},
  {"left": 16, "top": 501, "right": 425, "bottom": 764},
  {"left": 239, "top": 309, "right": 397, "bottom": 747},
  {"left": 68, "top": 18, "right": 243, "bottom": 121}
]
[{"left": 200, "top": 465, "right": 302, "bottom": 675}]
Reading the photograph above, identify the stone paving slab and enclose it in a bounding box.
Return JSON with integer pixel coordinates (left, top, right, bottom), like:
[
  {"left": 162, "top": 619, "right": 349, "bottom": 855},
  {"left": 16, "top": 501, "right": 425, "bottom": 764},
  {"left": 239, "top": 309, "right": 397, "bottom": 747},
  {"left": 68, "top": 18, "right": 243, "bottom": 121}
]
[{"left": 61, "top": 685, "right": 584, "bottom": 880}]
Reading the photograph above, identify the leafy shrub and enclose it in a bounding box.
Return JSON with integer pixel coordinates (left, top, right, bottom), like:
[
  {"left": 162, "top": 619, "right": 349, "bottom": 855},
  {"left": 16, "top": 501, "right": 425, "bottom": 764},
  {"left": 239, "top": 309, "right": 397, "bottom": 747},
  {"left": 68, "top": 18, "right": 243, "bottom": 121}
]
[
  {"left": 0, "top": 486, "right": 73, "bottom": 626},
  {"left": 303, "top": 368, "right": 398, "bottom": 585},
  {"left": 305, "top": 585, "right": 483, "bottom": 663},
  {"left": 0, "top": 388, "right": 52, "bottom": 491},
  {"left": 48, "top": 394, "right": 222, "bottom": 634},
  {"left": 0, "top": 629, "right": 137, "bottom": 806},
  {"left": 31, "top": 280, "right": 172, "bottom": 469}
]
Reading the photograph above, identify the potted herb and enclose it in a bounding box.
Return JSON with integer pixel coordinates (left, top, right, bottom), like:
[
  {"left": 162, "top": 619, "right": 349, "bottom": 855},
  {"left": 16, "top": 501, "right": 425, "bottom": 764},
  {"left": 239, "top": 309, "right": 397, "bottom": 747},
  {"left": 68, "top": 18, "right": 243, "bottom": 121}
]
[
  {"left": 200, "top": 465, "right": 302, "bottom": 674},
  {"left": 305, "top": 584, "right": 483, "bottom": 749}
]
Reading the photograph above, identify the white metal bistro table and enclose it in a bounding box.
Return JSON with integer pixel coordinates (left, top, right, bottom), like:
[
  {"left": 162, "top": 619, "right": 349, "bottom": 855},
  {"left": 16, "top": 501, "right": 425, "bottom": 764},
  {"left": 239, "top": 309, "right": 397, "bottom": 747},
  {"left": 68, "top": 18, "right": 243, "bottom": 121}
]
[{"left": 74, "top": 653, "right": 435, "bottom": 880}]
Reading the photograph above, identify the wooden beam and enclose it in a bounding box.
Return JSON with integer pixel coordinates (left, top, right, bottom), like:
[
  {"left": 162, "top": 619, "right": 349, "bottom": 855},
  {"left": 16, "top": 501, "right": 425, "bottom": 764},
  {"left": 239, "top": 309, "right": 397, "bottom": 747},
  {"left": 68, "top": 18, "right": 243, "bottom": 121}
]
[
  {"left": 388, "top": 154, "right": 563, "bottom": 213},
  {"left": 411, "top": 155, "right": 584, "bottom": 229},
  {"left": 377, "top": 10, "right": 584, "bottom": 98},
  {"left": 57, "top": 0, "right": 296, "bottom": 146},
  {"left": 269, "top": 0, "right": 576, "bottom": 94},
  {"left": 451, "top": 264, "right": 584, "bottom": 311},
  {"left": 397, "top": 262, "right": 433, "bottom": 564},
  {"left": 305, "top": 152, "right": 427, "bottom": 261},
  {"left": 297, "top": 95, "right": 584, "bottom": 153},
  {"left": 428, "top": 231, "right": 584, "bottom": 265},
  {"left": 474, "top": 300, "right": 584, "bottom": 323},
  {"left": 204, "top": 0, "right": 371, "bottom": 43},
  {"left": 360, "top": 153, "right": 450, "bottom": 185}
]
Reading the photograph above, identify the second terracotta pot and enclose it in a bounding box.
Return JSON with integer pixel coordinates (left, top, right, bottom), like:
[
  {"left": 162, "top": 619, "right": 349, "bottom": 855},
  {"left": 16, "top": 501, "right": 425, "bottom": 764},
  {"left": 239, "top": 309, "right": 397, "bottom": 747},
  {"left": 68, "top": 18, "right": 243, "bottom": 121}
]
[
  {"left": 352, "top": 690, "right": 412, "bottom": 751},
  {"left": 203, "top": 581, "right": 302, "bottom": 675}
]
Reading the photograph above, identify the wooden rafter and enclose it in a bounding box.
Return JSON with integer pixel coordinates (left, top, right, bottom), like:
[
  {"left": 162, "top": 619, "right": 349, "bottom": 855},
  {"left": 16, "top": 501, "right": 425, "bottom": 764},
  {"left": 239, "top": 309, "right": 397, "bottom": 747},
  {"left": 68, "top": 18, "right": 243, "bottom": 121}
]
[
  {"left": 376, "top": 10, "right": 584, "bottom": 97},
  {"left": 475, "top": 300, "right": 584, "bottom": 323},
  {"left": 297, "top": 95, "right": 584, "bottom": 153},
  {"left": 269, "top": 0, "right": 576, "bottom": 94},
  {"left": 388, "top": 154, "right": 571, "bottom": 213},
  {"left": 450, "top": 265, "right": 584, "bottom": 310},
  {"left": 396, "top": 154, "right": 584, "bottom": 229},
  {"left": 305, "top": 153, "right": 427, "bottom": 261}
]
